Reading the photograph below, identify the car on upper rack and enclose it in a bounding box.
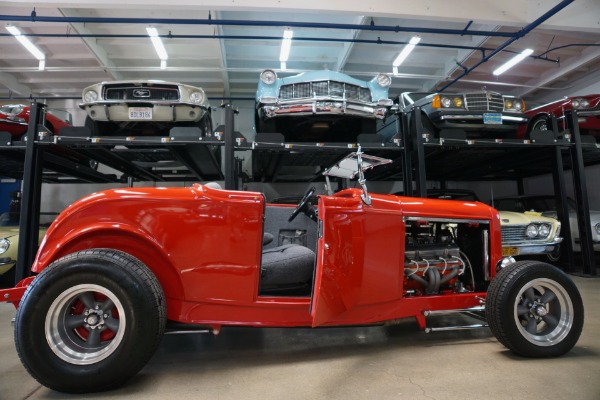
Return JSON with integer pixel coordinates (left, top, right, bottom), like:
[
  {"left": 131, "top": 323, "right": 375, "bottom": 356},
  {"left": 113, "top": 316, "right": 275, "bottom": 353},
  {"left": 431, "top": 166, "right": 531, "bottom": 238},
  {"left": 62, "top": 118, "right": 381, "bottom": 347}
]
[
  {"left": 492, "top": 194, "right": 600, "bottom": 255},
  {"left": 0, "top": 151, "right": 583, "bottom": 393},
  {"left": 80, "top": 80, "right": 212, "bottom": 137},
  {"left": 518, "top": 94, "right": 600, "bottom": 140},
  {"left": 378, "top": 91, "right": 528, "bottom": 141},
  {"left": 0, "top": 104, "right": 72, "bottom": 141},
  {"left": 255, "top": 69, "right": 393, "bottom": 142}
]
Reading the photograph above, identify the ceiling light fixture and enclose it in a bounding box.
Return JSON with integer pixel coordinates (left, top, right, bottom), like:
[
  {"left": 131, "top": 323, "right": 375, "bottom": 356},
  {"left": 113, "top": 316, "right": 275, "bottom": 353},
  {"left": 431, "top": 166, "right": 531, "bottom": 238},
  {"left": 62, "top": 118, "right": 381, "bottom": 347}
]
[
  {"left": 279, "top": 29, "right": 293, "bottom": 70},
  {"left": 6, "top": 25, "right": 46, "bottom": 69},
  {"left": 146, "top": 26, "right": 169, "bottom": 67},
  {"left": 393, "top": 36, "right": 420, "bottom": 67},
  {"left": 493, "top": 48, "right": 534, "bottom": 76}
]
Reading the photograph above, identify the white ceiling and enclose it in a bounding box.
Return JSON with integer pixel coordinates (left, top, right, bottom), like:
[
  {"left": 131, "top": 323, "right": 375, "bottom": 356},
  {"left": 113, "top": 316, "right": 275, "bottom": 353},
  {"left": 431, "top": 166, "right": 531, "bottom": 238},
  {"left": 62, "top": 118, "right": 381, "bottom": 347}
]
[{"left": 1, "top": 0, "right": 599, "bottom": 106}]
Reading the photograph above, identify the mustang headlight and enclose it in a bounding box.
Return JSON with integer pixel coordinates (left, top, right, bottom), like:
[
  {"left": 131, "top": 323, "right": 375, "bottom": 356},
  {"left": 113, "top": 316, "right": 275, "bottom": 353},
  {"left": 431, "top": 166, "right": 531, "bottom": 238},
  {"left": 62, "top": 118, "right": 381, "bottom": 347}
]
[
  {"left": 376, "top": 73, "right": 392, "bottom": 87},
  {"left": 526, "top": 224, "right": 539, "bottom": 238},
  {"left": 260, "top": 69, "right": 277, "bottom": 85},
  {"left": 538, "top": 223, "right": 551, "bottom": 238},
  {"left": 0, "top": 238, "right": 10, "bottom": 255},
  {"left": 83, "top": 90, "right": 99, "bottom": 103},
  {"left": 189, "top": 90, "right": 205, "bottom": 104},
  {"left": 572, "top": 98, "right": 590, "bottom": 109}
]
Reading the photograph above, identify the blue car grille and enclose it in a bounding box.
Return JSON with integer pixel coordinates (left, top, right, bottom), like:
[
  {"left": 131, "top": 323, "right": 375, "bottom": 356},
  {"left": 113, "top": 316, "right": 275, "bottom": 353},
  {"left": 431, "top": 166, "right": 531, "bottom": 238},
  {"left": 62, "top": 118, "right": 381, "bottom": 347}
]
[
  {"left": 103, "top": 84, "right": 180, "bottom": 101},
  {"left": 501, "top": 225, "right": 529, "bottom": 242},
  {"left": 279, "top": 81, "right": 371, "bottom": 102},
  {"left": 465, "top": 92, "right": 504, "bottom": 112}
]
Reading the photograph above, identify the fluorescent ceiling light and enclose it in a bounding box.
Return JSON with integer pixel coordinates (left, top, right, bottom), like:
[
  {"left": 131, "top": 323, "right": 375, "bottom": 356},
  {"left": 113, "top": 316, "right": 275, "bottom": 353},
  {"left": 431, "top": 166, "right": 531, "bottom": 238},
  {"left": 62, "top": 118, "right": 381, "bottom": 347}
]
[
  {"left": 6, "top": 25, "right": 45, "bottom": 61},
  {"left": 493, "top": 48, "right": 534, "bottom": 76},
  {"left": 393, "top": 36, "right": 420, "bottom": 67},
  {"left": 279, "top": 29, "right": 293, "bottom": 62},
  {"left": 146, "top": 27, "right": 168, "bottom": 60}
]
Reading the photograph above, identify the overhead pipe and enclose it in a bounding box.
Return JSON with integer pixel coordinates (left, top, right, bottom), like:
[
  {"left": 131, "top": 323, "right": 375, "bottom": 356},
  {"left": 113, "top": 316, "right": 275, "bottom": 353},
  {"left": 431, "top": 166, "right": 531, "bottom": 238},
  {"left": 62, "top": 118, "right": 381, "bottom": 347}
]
[
  {"left": 0, "top": 13, "right": 519, "bottom": 38},
  {"left": 438, "top": 0, "right": 575, "bottom": 91},
  {"left": 0, "top": 32, "right": 510, "bottom": 55}
]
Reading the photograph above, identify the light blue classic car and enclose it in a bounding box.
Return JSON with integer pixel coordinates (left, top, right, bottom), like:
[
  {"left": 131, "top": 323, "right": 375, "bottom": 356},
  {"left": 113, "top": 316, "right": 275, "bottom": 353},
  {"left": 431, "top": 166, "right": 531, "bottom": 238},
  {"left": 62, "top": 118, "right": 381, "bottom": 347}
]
[{"left": 255, "top": 70, "right": 392, "bottom": 142}]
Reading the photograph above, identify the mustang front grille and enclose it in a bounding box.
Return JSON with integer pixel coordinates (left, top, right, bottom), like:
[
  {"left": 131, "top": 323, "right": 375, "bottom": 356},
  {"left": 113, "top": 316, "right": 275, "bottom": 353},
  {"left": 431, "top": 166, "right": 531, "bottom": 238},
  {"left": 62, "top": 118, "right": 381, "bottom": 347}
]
[
  {"left": 278, "top": 81, "right": 371, "bottom": 102},
  {"left": 502, "top": 225, "right": 531, "bottom": 242},
  {"left": 465, "top": 92, "right": 504, "bottom": 112},
  {"left": 103, "top": 84, "right": 180, "bottom": 101}
]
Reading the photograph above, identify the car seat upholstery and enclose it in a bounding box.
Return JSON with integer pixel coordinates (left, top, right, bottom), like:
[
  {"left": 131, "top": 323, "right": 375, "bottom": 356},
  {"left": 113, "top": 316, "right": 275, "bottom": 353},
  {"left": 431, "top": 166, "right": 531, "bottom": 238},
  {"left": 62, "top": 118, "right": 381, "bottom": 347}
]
[{"left": 260, "top": 244, "right": 315, "bottom": 288}]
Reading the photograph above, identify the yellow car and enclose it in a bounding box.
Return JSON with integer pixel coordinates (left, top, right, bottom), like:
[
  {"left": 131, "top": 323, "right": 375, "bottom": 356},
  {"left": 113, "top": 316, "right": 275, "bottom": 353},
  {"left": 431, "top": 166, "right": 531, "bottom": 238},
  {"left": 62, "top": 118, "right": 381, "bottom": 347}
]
[
  {"left": 0, "top": 226, "right": 48, "bottom": 282},
  {"left": 499, "top": 211, "right": 562, "bottom": 257}
]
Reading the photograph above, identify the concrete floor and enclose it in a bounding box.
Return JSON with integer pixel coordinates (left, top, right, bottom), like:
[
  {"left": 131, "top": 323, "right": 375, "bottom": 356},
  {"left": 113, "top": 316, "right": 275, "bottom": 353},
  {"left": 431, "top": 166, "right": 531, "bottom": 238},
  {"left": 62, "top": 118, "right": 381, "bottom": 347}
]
[{"left": 1, "top": 275, "right": 599, "bottom": 400}]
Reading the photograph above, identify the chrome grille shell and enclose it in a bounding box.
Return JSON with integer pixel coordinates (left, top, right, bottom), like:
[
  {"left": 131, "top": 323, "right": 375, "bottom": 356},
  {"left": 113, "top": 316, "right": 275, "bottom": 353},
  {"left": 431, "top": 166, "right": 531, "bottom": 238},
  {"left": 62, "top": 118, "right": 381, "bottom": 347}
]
[
  {"left": 465, "top": 92, "right": 504, "bottom": 112},
  {"left": 278, "top": 81, "right": 371, "bottom": 102}
]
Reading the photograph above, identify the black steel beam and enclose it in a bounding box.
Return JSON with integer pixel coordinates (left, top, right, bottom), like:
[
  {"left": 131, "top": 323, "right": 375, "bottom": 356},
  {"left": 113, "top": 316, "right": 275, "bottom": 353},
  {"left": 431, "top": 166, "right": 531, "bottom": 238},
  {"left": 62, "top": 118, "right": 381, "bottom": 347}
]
[
  {"left": 566, "top": 110, "right": 596, "bottom": 275},
  {"left": 15, "top": 103, "right": 44, "bottom": 284}
]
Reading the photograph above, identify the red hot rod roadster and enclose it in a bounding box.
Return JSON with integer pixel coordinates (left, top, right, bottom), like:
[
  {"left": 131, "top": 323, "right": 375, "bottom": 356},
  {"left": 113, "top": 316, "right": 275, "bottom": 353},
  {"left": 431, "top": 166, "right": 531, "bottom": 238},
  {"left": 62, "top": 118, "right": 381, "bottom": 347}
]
[{"left": 2, "top": 151, "right": 583, "bottom": 393}]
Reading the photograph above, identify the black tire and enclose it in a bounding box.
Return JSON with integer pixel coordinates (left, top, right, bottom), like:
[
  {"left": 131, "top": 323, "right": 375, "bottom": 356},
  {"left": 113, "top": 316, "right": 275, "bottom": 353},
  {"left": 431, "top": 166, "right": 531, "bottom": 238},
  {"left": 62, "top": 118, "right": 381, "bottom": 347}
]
[
  {"left": 527, "top": 115, "right": 550, "bottom": 139},
  {"left": 486, "top": 260, "right": 583, "bottom": 357},
  {"left": 201, "top": 112, "right": 213, "bottom": 136},
  {"left": 14, "top": 249, "right": 166, "bottom": 393}
]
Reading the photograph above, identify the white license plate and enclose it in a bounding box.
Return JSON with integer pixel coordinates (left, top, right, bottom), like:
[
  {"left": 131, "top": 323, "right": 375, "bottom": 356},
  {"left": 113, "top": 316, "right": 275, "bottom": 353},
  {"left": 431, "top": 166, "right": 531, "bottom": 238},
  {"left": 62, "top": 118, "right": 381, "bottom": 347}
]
[
  {"left": 483, "top": 113, "right": 502, "bottom": 124},
  {"left": 128, "top": 107, "right": 152, "bottom": 120}
]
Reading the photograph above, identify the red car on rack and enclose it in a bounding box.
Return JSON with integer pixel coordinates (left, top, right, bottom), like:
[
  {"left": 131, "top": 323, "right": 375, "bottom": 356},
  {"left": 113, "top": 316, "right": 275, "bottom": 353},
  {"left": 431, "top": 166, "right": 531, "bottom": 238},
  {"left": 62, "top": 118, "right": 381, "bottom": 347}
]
[
  {"left": 519, "top": 94, "right": 600, "bottom": 139},
  {"left": 0, "top": 104, "right": 72, "bottom": 141},
  {"left": 0, "top": 151, "right": 584, "bottom": 394}
]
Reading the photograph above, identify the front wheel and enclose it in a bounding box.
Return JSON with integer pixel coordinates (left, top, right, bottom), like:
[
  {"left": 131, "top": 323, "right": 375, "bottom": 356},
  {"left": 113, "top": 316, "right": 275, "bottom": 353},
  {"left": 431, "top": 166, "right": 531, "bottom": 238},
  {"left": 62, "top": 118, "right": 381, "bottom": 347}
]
[
  {"left": 14, "top": 249, "right": 166, "bottom": 393},
  {"left": 486, "top": 260, "right": 583, "bottom": 357}
]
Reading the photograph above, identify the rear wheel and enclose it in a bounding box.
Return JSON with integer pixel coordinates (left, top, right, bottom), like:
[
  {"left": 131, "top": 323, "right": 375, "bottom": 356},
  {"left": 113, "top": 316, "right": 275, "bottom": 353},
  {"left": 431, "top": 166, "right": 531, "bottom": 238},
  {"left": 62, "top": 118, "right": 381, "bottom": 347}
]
[
  {"left": 486, "top": 261, "right": 583, "bottom": 357},
  {"left": 14, "top": 249, "right": 166, "bottom": 393}
]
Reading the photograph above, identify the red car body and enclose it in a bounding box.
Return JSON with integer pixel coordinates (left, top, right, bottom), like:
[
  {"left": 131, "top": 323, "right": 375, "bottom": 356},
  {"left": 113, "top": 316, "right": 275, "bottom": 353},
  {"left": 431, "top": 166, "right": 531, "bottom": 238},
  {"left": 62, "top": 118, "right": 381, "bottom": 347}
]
[
  {"left": 519, "top": 94, "right": 600, "bottom": 138},
  {"left": 0, "top": 104, "right": 71, "bottom": 139},
  {"left": 29, "top": 185, "right": 501, "bottom": 327},
  {"left": 1, "top": 182, "right": 583, "bottom": 393}
]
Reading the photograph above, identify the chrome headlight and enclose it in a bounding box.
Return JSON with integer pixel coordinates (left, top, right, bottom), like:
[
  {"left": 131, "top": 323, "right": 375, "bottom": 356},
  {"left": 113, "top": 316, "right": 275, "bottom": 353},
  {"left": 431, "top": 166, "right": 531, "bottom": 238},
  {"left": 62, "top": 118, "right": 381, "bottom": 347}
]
[
  {"left": 441, "top": 96, "right": 452, "bottom": 108},
  {"left": 189, "top": 90, "right": 205, "bottom": 104},
  {"left": 526, "top": 224, "right": 539, "bottom": 238},
  {"left": 452, "top": 96, "right": 463, "bottom": 108},
  {"left": 572, "top": 98, "right": 590, "bottom": 109},
  {"left": 9, "top": 105, "right": 24, "bottom": 116},
  {"left": 376, "top": 73, "right": 392, "bottom": 88},
  {"left": 504, "top": 97, "right": 524, "bottom": 111},
  {"left": 0, "top": 238, "right": 10, "bottom": 255},
  {"left": 538, "top": 223, "right": 551, "bottom": 238},
  {"left": 83, "top": 90, "right": 99, "bottom": 103},
  {"left": 595, "top": 222, "right": 600, "bottom": 235},
  {"left": 260, "top": 69, "right": 277, "bottom": 85}
]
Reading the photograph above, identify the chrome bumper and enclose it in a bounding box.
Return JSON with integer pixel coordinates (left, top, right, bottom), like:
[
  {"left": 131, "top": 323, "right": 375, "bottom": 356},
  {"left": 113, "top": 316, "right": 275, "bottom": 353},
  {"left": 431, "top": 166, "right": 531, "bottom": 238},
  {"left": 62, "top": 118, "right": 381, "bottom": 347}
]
[
  {"left": 81, "top": 102, "right": 208, "bottom": 123},
  {"left": 260, "top": 99, "right": 388, "bottom": 120},
  {"left": 502, "top": 237, "right": 563, "bottom": 256}
]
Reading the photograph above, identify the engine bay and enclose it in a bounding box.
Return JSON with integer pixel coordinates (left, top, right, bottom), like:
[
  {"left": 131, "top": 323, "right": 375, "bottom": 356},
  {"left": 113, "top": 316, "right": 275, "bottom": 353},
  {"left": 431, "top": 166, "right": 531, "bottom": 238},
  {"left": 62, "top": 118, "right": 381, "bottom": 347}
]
[{"left": 403, "top": 218, "right": 490, "bottom": 296}]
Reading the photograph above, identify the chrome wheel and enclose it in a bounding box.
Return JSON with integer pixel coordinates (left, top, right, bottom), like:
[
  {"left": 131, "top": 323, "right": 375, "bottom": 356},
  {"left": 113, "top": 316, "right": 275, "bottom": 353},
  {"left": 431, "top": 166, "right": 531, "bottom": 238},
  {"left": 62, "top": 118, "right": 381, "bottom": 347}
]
[
  {"left": 514, "top": 278, "right": 573, "bottom": 346},
  {"left": 45, "top": 284, "right": 126, "bottom": 365}
]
